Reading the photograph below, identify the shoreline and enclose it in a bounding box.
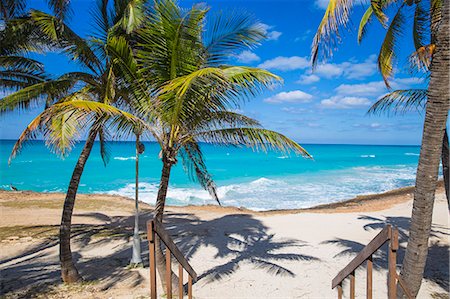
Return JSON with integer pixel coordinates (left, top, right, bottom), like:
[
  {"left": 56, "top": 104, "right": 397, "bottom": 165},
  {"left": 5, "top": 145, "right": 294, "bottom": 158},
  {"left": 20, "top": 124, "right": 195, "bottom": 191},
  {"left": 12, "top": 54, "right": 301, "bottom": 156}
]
[{"left": 1, "top": 180, "right": 444, "bottom": 215}]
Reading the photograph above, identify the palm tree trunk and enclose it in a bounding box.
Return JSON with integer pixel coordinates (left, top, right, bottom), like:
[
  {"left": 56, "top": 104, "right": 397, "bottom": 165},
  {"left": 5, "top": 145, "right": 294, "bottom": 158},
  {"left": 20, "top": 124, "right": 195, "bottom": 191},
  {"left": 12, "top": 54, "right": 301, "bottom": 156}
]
[
  {"left": 60, "top": 129, "right": 97, "bottom": 283},
  {"left": 442, "top": 129, "right": 449, "bottom": 207},
  {"left": 153, "top": 155, "right": 181, "bottom": 295},
  {"left": 399, "top": 0, "right": 450, "bottom": 296}
]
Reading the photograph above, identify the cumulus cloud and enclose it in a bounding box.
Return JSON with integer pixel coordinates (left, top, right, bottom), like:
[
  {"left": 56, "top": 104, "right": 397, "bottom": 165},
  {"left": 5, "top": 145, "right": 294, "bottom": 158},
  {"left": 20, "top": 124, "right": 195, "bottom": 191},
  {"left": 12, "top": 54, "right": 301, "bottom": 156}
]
[
  {"left": 264, "top": 90, "right": 313, "bottom": 104},
  {"left": 314, "top": 55, "right": 377, "bottom": 80},
  {"left": 258, "top": 56, "right": 309, "bottom": 71},
  {"left": 296, "top": 74, "right": 320, "bottom": 84},
  {"left": 235, "top": 50, "right": 260, "bottom": 63},
  {"left": 334, "top": 76, "right": 424, "bottom": 98},
  {"left": 319, "top": 96, "right": 371, "bottom": 109},
  {"left": 259, "top": 23, "right": 283, "bottom": 41},
  {"left": 335, "top": 81, "right": 388, "bottom": 97}
]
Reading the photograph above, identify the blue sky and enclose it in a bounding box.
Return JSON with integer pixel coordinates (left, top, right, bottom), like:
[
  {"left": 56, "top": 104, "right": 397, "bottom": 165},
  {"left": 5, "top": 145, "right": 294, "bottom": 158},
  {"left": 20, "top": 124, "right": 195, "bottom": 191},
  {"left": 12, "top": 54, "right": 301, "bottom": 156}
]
[{"left": 0, "top": 0, "right": 434, "bottom": 145}]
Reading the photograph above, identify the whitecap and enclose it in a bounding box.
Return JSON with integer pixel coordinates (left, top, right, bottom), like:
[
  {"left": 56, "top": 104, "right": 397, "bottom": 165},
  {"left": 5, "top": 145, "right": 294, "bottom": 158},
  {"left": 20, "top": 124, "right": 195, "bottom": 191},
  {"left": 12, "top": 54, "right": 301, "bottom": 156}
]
[
  {"left": 113, "top": 156, "right": 136, "bottom": 161},
  {"left": 277, "top": 155, "right": 289, "bottom": 159},
  {"left": 404, "top": 153, "right": 419, "bottom": 156},
  {"left": 360, "top": 155, "right": 376, "bottom": 158}
]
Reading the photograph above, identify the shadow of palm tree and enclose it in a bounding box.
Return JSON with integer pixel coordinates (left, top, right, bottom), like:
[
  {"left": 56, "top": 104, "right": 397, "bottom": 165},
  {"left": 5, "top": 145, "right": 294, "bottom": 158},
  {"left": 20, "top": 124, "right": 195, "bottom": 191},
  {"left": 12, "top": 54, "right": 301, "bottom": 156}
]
[
  {"left": 323, "top": 215, "right": 449, "bottom": 292},
  {"left": 1, "top": 210, "right": 318, "bottom": 296},
  {"left": 161, "top": 213, "right": 318, "bottom": 283}
]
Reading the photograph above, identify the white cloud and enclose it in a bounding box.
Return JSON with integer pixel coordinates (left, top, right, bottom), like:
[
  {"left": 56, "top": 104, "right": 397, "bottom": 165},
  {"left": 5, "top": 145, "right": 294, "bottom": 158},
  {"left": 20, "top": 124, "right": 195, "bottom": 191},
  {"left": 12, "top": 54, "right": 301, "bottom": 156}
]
[
  {"left": 315, "top": 63, "right": 344, "bottom": 78},
  {"left": 235, "top": 50, "right": 260, "bottom": 63},
  {"left": 319, "top": 96, "right": 371, "bottom": 109},
  {"left": 313, "top": 55, "right": 377, "bottom": 80},
  {"left": 335, "top": 81, "right": 388, "bottom": 97},
  {"left": 259, "top": 23, "right": 283, "bottom": 41},
  {"left": 281, "top": 107, "right": 309, "bottom": 114},
  {"left": 267, "top": 30, "right": 282, "bottom": 41},
  {"left": 296, "top": 74, "right": 320, "bottom": 85},
  {"left": 264, "top": 90, "right": 313, "bottom": 104},
  {"left": 258, "top": 56, "right": 309, "bottom": 71}
]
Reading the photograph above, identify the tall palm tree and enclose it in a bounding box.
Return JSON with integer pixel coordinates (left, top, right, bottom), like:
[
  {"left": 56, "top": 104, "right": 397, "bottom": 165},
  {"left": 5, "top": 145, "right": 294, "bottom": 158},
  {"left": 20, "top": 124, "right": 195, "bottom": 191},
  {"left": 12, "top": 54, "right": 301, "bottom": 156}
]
[
  {"left": 114, "top": 0, "right": 312, "bottom": 290},
  {"left": 312, "top": 0, "right": 449, "bottom": 296},
  {"left": 368, "top": 89, "right": 449, "bottom": 205},
  {"left": 0, "top": 0, "right": 146, "bottom": 283}
]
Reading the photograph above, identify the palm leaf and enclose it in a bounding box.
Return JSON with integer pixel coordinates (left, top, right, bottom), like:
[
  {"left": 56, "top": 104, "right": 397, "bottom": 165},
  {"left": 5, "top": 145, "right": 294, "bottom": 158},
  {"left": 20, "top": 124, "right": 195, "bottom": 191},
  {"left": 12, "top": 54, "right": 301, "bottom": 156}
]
[
  {"left": 358, "top": 6, "right": 373, "bottom": 43},
  {"left": 180, "top": 141, "right": 220, "bottom": 205},
  {"left": 378, "top": 3, "right": 407, "bottom": 87},
  {"left": 194, "top": 127, "right": 311, "bottom": 158},
  {"left": 367, "top": 89, "right": 427, "bottom": 116}
]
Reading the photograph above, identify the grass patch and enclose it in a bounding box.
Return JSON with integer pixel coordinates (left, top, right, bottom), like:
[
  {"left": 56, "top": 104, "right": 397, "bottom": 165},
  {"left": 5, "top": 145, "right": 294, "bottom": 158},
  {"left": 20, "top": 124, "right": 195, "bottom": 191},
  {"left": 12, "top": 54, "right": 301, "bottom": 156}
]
[{"left": 0, "top": 225, "right": 59, "bottom": 241}]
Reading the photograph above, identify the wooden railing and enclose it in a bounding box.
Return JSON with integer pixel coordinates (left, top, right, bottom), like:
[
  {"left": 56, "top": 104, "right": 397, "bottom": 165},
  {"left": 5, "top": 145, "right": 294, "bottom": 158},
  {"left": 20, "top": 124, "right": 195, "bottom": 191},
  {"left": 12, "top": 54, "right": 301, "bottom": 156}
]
[
  {"left": 147, "top": 218, "right": 197, "bottom": 299},
  {"left": 331, "top": 225, "right": 413, "bottom": 299}
]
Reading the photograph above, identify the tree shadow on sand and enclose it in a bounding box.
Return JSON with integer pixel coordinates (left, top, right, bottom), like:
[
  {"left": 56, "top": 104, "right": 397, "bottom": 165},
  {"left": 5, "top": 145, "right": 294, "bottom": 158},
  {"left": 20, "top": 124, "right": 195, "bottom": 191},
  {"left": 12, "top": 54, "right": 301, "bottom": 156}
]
[
  {"left": 322, "top": 215, "right": 449, "bottom": 292},
  {"left": 162, "top": 213, "right": 319, "bottom": 282},
  {"left": 1, "top": 210, "right": 318, "bottom": 297}
]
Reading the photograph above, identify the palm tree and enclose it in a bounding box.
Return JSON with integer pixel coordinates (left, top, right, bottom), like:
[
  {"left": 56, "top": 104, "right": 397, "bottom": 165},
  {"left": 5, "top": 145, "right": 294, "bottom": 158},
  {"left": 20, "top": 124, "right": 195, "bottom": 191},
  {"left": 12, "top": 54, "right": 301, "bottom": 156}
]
[
  {"left": 368, "top": 89, "right": 449, "bottom": 206},
  {"left": 0, "top": 0, "right": 146, "bottom": 283},
  {"left": 312, "top": 0, "right": 449, "bottom": 296},
  {"left": 117, "top": 0, "right": 312, "bottom": 290}
]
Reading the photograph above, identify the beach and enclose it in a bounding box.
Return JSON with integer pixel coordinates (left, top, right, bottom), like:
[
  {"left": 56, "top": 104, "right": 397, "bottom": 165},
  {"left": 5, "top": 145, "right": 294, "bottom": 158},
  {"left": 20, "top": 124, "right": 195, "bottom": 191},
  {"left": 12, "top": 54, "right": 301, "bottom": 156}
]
[{"left": 0, "top": 184, "right": 448, "bottom": 298}]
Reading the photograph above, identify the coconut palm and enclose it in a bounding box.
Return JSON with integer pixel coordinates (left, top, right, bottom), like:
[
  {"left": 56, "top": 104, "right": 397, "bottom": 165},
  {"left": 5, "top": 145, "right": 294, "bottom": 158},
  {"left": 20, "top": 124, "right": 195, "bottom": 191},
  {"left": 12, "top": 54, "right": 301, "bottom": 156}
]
[
  {"left": 368, "top": 89, "right": 449, "bottom": 206},
  {"left": 312, "top": 0, "right": 449, "bottom": 296},
  {"left": 112, "top": 0, "right": 312, "bottom": 290},
  {"left": 0, "top": 0, "right": 146, "bottom": 283}
]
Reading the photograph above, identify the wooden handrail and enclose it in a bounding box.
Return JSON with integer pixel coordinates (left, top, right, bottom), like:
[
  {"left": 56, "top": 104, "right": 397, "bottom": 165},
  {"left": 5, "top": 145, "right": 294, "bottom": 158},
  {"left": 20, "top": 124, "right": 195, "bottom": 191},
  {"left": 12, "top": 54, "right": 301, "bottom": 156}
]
[
  {"left": 332, "top": 225, "right": 391, "bottom": 288},
  {"left": 147, "top": 218, "right": 198, "bottom": 299},
  {"left": 331, "top": 225, "right": 413, "bottom": 299}
]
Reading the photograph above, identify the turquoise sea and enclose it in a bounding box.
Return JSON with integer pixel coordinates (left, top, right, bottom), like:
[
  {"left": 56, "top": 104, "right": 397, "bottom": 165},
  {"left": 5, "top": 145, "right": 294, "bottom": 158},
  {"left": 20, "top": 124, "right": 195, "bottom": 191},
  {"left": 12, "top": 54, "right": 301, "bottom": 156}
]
[{"left": 0, "top": 140, "right": 426, "bottom": 210}]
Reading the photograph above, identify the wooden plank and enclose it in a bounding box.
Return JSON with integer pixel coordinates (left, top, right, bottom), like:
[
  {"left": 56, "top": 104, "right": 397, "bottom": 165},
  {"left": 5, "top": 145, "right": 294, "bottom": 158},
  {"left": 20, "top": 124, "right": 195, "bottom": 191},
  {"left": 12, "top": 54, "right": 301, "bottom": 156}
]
[
  {"left": 188, "top": 275, "right": 193, "bottom": 299},
  {"left": 350, "top": 271, "right": 355, "bottom": 299},
  {"left": 332, "top": 225, "right": 391, "bottom": 288},
  {"left": 147, "top": 221, "right": 157, "bottom": 299},
  {"left": 367, "top": 255, "right": 373, "bottom": 299},
  {"left": 388, "top": 226, "right": 397, "bottom": 299},
  {"left": 179, "top": 263, "right": 184, "bottom": 299},
  {"left": 153, "top": 219, "right": 198, "bottom": 281},
  {"left": 166, "top": 250, "right": 172, "bottom": 299},
  {"left": 337, "top": 284, "right": 343, "bottom": 299}
]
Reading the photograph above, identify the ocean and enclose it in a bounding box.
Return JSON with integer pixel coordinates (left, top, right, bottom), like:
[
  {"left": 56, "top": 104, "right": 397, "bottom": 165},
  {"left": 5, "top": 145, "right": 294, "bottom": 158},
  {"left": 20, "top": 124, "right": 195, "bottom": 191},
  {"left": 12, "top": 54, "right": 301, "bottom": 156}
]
[{"left": 0, "top": 140, "right": 425, "bottom": 211}]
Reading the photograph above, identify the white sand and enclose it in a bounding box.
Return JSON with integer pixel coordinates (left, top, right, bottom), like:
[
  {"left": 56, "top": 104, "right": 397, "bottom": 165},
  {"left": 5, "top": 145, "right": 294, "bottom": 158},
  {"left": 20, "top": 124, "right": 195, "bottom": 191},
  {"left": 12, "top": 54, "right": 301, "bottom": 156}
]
[{"left": 0, "top": 190, "right": 448, "bottom": 298}]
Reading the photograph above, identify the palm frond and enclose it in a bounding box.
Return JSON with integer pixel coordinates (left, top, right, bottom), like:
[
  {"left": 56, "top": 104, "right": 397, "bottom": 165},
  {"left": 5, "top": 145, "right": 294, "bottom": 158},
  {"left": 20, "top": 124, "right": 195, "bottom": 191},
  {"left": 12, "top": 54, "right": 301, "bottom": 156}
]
[
  {"left": 195, "top": 127, "right": 311, "bottom": 158},
  {"left": 204, "top": 10, "right": 265, "bottom": 65},
  {"left": 8, "top": 112, "right": 43, "bottom": 164},
  {"left": 413, "top": 0, "right": 430, "bottom": 50},
  {"left": 378, "top": 3, "right": 407, "bottom": 87},
  {"left": 0, "top": 0, "right": 26, "bottom": 21},
  {"left": 29, "top": 10, "right": 102, "bottom": 73},
  {"left": 409, "top": 43, "right": 435, "bottom": 72},
  {"left": 0, "top": 79, "right": 74, "bottom": 113},
  {"left": 367, "top": 89, "right": 427, "bottom": 115},
  {"left": 358, "top": 6, "right": 373, "bottom": 43},
  {"left": 180, "top": 141, "right": 220, "bottom": 205},
  {"left": 46, "top": 0, "right": 72, "bottom": 20},
  {"left": 98, "top": 126, "right": 111, "bottom": 166},
  {"left": 311, "top": 0, "right": 356, "bottom": 67}
]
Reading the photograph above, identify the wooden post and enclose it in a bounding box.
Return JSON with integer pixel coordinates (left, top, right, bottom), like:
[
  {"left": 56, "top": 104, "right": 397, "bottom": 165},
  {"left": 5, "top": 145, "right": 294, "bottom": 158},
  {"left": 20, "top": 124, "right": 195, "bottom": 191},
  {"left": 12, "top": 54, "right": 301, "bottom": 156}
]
[
  {"left": 350, "top": 271, "right": 355, "bottom": 299},
  {"left": 147, "top": 220, "right": 157, "bottom": 299},
  {"left": 166, "top": 249, "right": 172, "bottom": 299},
  {"left": 388, "top": 227, "right": 398, "bottom": 299},
  {"left": 367, "top": 255, "right": 373, "bottom": 299},
  {"left": 188, "top": 275, "right": 193, "bottom": 299},
  {"left": 337, "top": 283, "right": 343, "bottom": 299},
  {"left": 179, "top": 264, "right": 184, "bottom": 299}
]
